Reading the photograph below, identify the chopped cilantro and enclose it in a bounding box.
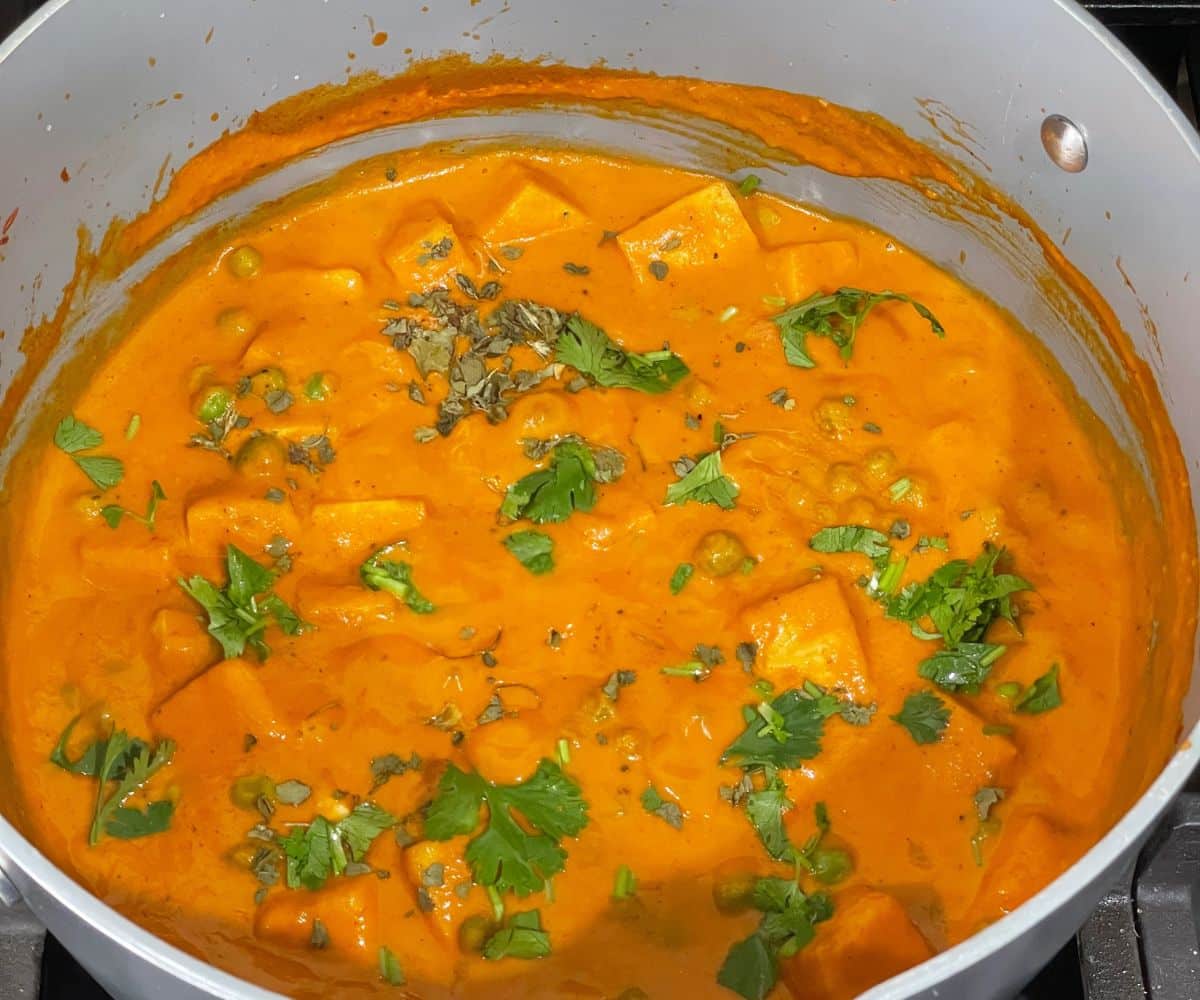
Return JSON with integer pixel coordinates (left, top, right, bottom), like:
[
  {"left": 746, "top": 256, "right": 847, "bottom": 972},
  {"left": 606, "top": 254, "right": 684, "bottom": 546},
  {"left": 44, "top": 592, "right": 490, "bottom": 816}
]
[
  {"left": 53, "top": 415, "right": 125, "bottom": 491},
  {"left": 1015, "top": 664, "right": 1062, "bottom": 714},
  {"left": 915, "top": 535, "right": 949, "bottom": 554},
  {"left": 502, "top": 530, "right": 555, "bottom": 575},
  {"left": 808, "top": 525, "right": 891, "bottom": 563},
  {"left": 556, "top": 315, "right": 688, "bottom": 393},
  {"left": 424, "top": 760, "right": 588, "bottom": 897},
  {"left": 883, "top": 544, "right": 1031, "bottom": 649},
  {"left": 483, "top": 909, "right": 551, "bottom": 960},
  {"left": 665, "top": 450, "right": 739, "bottom": 509},
  {"left": 721, "top": 684, "right": 841, "bottom": 770},
  {"left": 670, "top": 562, "right": 695, "bottom": 594},
  {"left": 378, "top": 945, "right": 406, "bottom": 985},
  {"left": 745, "top": 775, "right": 792, "bottom": 860},
  {"left": 717, "top": 877, "right": 834, "bottom": 1000},
  {"left": 501, "top": 440, "right": 618, "bottom": 523},
  {"left": 737, "top": 174, "right": 762, "bottom": 196},
  {"left": 917, "top": 643, "right": 1006, "bottom": 693},
  {"left": 360, "top": 545, "right": 435, "bottom": 613},
  {"left": 280, "top": 802, "right": 397, "bottom": 891},
  {"left": 100, "top": 480, "right": 166, "bottom": 531},
  {"left": 773, "top": 288, "right": 944, "bottom": 368},
  {"left": 612, "top": 864, "right": 637, "bottom": 900},
  {"left": 46, "top": 718, "right": 177, "bottom": 845},
  {"left": 641, "top": 785, "right": 684, "bottom": 829},
  {"left": 891, "top": 690, "right": 950, "bottom": 744},
  {"left": 179, "top": 544, "right": 306, "bottom": 660}
]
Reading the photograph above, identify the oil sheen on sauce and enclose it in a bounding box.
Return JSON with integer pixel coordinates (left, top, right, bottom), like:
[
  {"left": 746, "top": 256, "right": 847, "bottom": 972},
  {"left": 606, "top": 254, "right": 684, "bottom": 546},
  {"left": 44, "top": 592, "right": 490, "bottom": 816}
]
[{"left": 0, "top": 146, "right": 1179, "bottom": 998}]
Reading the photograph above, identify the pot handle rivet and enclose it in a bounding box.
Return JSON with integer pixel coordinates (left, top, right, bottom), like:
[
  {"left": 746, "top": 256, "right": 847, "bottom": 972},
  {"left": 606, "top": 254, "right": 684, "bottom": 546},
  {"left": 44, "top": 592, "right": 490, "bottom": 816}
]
[{"left": 1041, "top": 114, "right": 1088, "bottom": 173}]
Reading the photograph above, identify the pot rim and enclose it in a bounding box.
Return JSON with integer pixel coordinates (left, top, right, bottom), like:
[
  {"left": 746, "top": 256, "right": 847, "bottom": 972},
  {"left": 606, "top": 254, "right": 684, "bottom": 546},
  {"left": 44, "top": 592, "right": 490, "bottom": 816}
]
[{"left": 0, "top": 1, "right": 1196, "bottom": 998}]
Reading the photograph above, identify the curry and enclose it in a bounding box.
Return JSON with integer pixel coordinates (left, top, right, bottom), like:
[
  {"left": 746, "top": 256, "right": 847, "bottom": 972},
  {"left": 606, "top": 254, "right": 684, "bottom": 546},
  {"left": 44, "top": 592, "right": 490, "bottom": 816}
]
[{"left": 0, "top": 141, "right": 1182, "bottom": 999}]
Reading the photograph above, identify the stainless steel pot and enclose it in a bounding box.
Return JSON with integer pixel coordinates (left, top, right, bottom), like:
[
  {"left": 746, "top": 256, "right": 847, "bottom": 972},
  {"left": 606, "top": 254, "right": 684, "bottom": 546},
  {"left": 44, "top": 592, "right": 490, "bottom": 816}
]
[{"left": 1, "top": 1, "right": 1198, "bottom": 997}]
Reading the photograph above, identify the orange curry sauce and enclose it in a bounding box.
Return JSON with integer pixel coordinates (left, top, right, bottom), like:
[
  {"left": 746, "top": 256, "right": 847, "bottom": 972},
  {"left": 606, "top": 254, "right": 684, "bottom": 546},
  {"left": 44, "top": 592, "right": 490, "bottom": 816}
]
[{"left": 0, "top": 142, "right": 1185, "bottom": 998}]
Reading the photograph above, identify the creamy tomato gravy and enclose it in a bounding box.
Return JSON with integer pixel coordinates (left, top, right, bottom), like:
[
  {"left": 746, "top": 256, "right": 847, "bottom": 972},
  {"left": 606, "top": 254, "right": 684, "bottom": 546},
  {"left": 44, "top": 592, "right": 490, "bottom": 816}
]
[{"left": 0, "top": 144, "right": 1180, "bottom": 998}]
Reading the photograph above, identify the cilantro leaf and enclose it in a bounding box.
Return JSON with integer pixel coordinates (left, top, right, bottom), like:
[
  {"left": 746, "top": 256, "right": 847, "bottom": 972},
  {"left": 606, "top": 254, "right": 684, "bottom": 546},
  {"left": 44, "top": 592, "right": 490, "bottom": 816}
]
[
  {"left": 808, "top": 525, "right": 892, "bottom": 563},
  {"left": 717, "top": 878, "right": 834, "bottom": 1000},
  {"left": 665, "top": 450, "right": 739, "bottom": 509},
  {"left": 424, "top": 760, "right": 588, "bottom": 898},
  {"left": 100, "top": 480, "right": 166, "bottom": 532},
  {"left": 338, "top": 802, "right": 398, "bottom": 857},
  {"left": 502, "top": 531, "right": 555, "bottom": 574},
  {"left": 500, "top": 440, "right": 622, "bottom": 523},
  {"left": 88, "top": 730, "right": 176, "bottom": 845},
  {"left": 1015, "top": 664, "right": 1062, "bottom": 714},
  {"left": 49, "top": 715, "right": 107, "bottom": 776},
  {"left": 53, "top": 415, "right": 104, "bottom": 453},
  {"left": 280, "top": 802, "right": 398, "bottom": 891},
  {"left": 179, "top": 544, "right": 306, "bottom": 660},
  {"left": 745, "top": 776, "right": 793, "bottom": 860},
  {"left": 483, "top": 909, "right": 552, "bottom": 960},
  {"left": 360, "top": 545, "right": 436, "bottom": 613},
  {"left": 721, "top": 686, "right": 841, "bottom": 770},
  {"left": 282, "top": 816, "right": 342, "bottom": 890},
  {"left": 883, "top": 545, "right": 1031, "bottom": 649},
  {"left": 917, "top": 643, "right": 1006, "bottom": 693},
  {"left": 54, "top": 416, "right": 126, "bottom": 491},
  {"left": 891, "top": 690, "right": 951, "bottom": 744},
  {"left": 73, "top": 455, "right": 125, "bottom": 492},
  {"left": 104, "top": 800, "right": 175, "bottom": 839},
  {"left": 773, "top": 287, "right": 944, "bottom": 368},
  {"left": 717, "top": 933, "right": 776, "bottom": 1000},
  {"left": 556, "top": 315, "right": 689, "bottom": 394}
]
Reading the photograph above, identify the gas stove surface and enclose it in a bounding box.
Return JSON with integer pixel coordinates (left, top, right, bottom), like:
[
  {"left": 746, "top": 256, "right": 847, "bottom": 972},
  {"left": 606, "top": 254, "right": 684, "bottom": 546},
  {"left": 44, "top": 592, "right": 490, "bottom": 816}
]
[{"left": 0, "top": 1, "right": 1198, "bottom": 998}]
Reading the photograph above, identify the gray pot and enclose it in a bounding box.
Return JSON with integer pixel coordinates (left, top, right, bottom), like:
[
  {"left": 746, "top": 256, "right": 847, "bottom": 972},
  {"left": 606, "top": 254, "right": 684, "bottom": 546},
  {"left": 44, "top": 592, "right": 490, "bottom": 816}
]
[{"left": 0, "top": 1, "right": 1197, "bottom": 997}]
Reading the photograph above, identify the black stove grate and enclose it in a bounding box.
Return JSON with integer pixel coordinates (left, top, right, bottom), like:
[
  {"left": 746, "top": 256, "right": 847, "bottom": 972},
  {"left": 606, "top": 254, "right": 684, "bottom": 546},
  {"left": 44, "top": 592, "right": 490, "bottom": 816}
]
[{"left": 0, "top": 1, "right": 1198, "bottom": 997}]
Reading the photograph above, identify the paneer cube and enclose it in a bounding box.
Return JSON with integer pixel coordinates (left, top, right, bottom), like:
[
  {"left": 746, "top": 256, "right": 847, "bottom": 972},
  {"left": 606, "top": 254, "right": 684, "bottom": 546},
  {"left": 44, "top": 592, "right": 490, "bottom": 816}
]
[
  {"left": 402, "top": 837, "right": 481, "bottom": 948},
  {"left": 382, "top": 203, "right": 474, "bottom": 287},
  {"left": 969, "top": 809, "right": 1069, "bottom": 920},
  {"left": 618, "top": 182, "right": 759, "bottom": 285},
  {"left": 152, "top": 657, "right": 285, "bottom": 745},
  {"left": 740, "top": 577, "right": 870, "bottom": 697},
  {"left": 767, "top": 239, "right": 859, "bottom": 301},
  {"left": 255, "top": 875, "right": 380, "bottom": 953},
  {"left": 295, "top": 580, "right": 396, "bottom": 628},
  {"left": 185, "top": 494, "right": 300, "bottom": 554},
  {"left": 780, "top": 888, "right": 934, "bottom": 999},
  {"left": 482, "top": 173, "right": 588, "bottom": 244},
  {"left": 308, "top": 498, "right": 428, "bottom": 559}
]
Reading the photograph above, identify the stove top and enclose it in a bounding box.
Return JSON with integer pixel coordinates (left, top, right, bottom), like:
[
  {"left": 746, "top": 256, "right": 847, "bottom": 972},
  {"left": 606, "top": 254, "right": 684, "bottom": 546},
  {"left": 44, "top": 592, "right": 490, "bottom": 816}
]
[{"left": 0, "top": 1, "right": 1198, "bottom": 998}]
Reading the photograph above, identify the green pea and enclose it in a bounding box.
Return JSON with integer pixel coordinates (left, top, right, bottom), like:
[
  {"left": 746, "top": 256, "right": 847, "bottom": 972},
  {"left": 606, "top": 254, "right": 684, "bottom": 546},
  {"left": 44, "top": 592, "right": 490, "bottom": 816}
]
[
  {"left": 226, "top": 245, "right": 263, "bottom": 279},
  {"left": 230, "top": 774, "right": 275, "bottom": 811},
  {"left": 196, "top": 386, "right": 233, "bottom": 424},
  {"left": 810, "top": 847, "right": 853, "bottom": 886},
  {"left": 711, "top": 871, "right": 757, "bottom": 913},
  {"left": 234, "top": 435, "right": 288, "bottom": 479},
  {"left": 215, "top": 307, "right": 254, "bottom": 336},
  {"left": 247, "top": 367, "right": 287, "bottom": 397}
]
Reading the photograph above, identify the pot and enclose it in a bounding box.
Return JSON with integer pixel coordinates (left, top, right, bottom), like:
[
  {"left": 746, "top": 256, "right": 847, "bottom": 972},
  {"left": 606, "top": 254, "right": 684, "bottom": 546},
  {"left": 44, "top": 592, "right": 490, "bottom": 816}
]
[{"left": 0, "top": 1, "right": 1197, "bottom": 998}]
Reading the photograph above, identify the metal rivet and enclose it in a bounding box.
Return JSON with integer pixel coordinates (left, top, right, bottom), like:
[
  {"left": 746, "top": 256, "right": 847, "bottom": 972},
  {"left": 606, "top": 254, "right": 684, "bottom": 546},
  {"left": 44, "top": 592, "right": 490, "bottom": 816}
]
[{"left": 1041, "top": 114, "right": 1088, "bottom": 173}]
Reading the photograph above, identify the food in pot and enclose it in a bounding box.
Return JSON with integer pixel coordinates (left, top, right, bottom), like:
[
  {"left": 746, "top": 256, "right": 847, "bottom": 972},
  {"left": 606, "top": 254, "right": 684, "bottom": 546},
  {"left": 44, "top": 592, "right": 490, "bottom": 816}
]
[{"left": 0, "top": 144, "right": 1171, "bottom": 998}]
